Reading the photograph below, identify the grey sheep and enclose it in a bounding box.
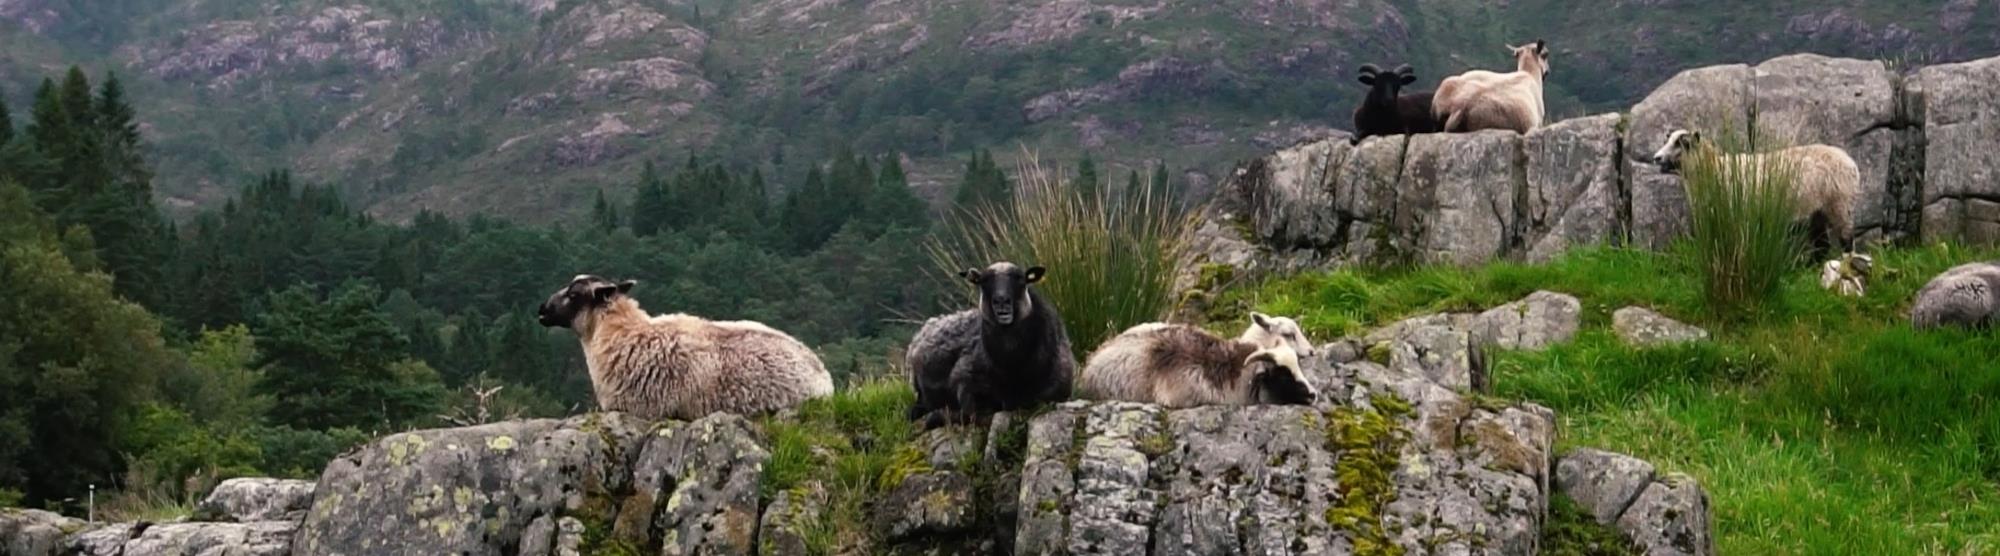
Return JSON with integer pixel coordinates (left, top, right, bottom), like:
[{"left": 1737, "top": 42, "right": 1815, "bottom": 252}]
[
  {"left": 1910, "top": 261, "right": 2000, "bottom": 329},
  {"left": 905, "top": 262, "right": 1075, "bottom": 429}
]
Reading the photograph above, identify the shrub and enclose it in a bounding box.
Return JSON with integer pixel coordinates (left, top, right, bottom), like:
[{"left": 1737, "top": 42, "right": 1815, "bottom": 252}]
[
  {"left": 928, "top": 151, "right": 1196, "bottom": 353},
  {"left": 1679, "top": 123, "right": 1804, "bottom": 315}
]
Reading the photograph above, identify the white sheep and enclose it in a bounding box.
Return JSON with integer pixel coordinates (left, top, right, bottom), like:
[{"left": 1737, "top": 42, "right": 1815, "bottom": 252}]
[
  {"left": 537, "top": 275, "right": 834, "bottom": 420},
  {"left": 1819, "top": 253, "right": 1874, "bottom": 297},
  {"left": 1649, "top": 129, "right": 1862, "bottom": 256},
  {"left": 1910, "top": 261, "right": 2000, "bottom": 329},
  {"left": 1076, "top": 314, "right": 1319, "bottom": 408},
  {"left": 1432, "top": 40, "right": 1550, "bottom": 134}
]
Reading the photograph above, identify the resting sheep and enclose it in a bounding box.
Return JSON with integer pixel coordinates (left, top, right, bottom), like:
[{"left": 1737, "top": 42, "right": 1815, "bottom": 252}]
[
  {"left": 1909, "top": 261, "right": 2000, "bottom": 329},
  {"left": 1352, "top": 64, "right": 1440, "bottom": 144},
  {"left": 1649, "top": 129, "right": 1861, "bottom": 256},
  {"left": 537, "top": 274, "right": 833, "bottom": 420},
  {"left": 1819, "top": 253, "right": 1874, "bottom": 297},
  {"left": 1433, "top": 40, "right": 1550, "bottom": 134},
  {"left": 906, "top": 262, "right": 1076, "bottom": 429},
  {"left": 1077, "top": 313, "right": 1319, "bottom": 408}
]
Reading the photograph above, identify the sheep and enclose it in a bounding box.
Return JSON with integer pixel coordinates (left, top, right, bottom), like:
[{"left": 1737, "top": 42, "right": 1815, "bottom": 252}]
[
  {"left": 1076, "top": 313, "right": 1319, "bottom": 408},
  {"left": 536, "top": 274, "right": 834, "bottom": 420},
  {"left": 1351, "top": 63, "right": 1440, "bottom": 144},
  {"left": 1909, "top": 261, "right": 2000, "bottom": 329},
  {"left": 1648, "top": 128, "right": 1862, "bottom": 257},
  {"left": 1432, "top": 40, "right": 1550, "bottom": 134},
  {"left": 1819, "top": 252, "right": 1874, "bottom": 297},
  {"left": 905, "top": 262, "right": 1076, "bottom": 429}
]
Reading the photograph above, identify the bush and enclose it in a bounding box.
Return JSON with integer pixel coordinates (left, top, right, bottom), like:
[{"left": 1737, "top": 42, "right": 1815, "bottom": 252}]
[
  {"left": 928, "top": 152, "right": 1196, "bottom": 353},
  {"left": 1680, "top": 124, "right": 1804, "bottom": 315}
]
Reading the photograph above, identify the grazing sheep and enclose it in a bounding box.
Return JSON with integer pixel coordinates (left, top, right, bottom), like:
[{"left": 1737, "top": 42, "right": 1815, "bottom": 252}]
[
  {"left": 1352, "top": 64, "right": 1440, "bottom": 144},
  {"left": 1649, "top": 129, "right": 1862, "bottom": 256},
  {"left": 1433, "top": 40, "right": 1550, "bottom": 134},
  {"left": 1077, "top": 314, "right": 1319, "bottom": 408},
  {"left": 1910, "top": 261, "right": 2000, "bottom": 329},
  {"left": 537, "top": 275, "right": 833, "bottom": 420},
  {"left": 1819, "top": 253, "right": 1874, "bottom": 297},
  {"left": 905, "top": 263, "right": 1076, "bottom": 429}
]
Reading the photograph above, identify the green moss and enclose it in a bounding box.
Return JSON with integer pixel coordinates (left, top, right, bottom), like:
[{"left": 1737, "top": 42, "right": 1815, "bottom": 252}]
[
  {"left": 878, "top": 445, "right": 933, "bottom": 491},
  {"left": 1541, "top": 495, "right": 1641, "bottom": 556},
  {"left": 1323, "top": 403, "right": 1410, "bottom": 556}
]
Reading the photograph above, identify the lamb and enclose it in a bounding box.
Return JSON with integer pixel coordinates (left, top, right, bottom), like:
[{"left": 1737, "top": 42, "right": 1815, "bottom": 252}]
[
  {"left": 1432, "top": 40, "right": 1550, "bottom": 134},
  {"left": 1076, "top": 313, "right": 1320, "bottom": 408},
  {"left": 905, "top": 262, "right": 1076, "bottom": 429},
  {"left": 536, "top": 274, "right": 833, "bottom": 420},
  {"left": 1351, "top": 64, "right": 1440, "bottom": 144},
  {"left": 1649, "top": 129, "right": 1862, "bottom": 256},
  {"left": 1819, "top": 253, "right": 1874, "bottom": 297},
  {"left": 1909, "top": 261, "right": 2000, "bottom": 329}
]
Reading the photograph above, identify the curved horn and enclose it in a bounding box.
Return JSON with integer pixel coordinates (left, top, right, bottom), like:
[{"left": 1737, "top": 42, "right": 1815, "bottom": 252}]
[
  {"left": 1357, "top": 63, "right": 1382, "bottom": 75},
  {"left": 1393, "top": 64, "right": 1414, "bottom": 75}
]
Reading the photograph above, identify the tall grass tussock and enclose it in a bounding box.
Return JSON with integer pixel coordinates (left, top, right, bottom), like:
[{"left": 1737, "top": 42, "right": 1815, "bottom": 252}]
[
  {"left": 1679, "top": 120, "right": 1805, "bottom": 314},
  {"left": 928, "top": 151, "right": 1197, "bottom": 352}
]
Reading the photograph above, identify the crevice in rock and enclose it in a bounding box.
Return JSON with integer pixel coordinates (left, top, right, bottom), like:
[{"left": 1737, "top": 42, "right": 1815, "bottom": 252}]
[
  {"left": 1607, "top": 474, "right": 1660, "bottom": 528},
  {"left": 1614, "top": 119, "right": 1633, "bottom": 245},
  {"left": 1505, "top": 136, "right": 1530, "bottom": 259}
]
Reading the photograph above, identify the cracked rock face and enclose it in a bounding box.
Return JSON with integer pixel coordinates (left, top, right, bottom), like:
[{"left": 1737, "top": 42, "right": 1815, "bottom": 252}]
[
  {"left": 69, "top": 521, "right": 297, "bottom": 556},
  {"left": 1616, "top": 473, "right": 1716, "bottom": 556},
  {"left": 1917, "top": 56, "right": 2000, "bottom": 244},
  {"left": 1525, "top": 114, "right": 1626, "bottom": 261},
  {"left": 193, "top": 477, "right": 317, "bottom": 523},
  {"left": 291, "top": 413, "right": 766, "bottom": 556},
  {"left": 1555, "top": 448, "right": 1658, "bottom": 525}
]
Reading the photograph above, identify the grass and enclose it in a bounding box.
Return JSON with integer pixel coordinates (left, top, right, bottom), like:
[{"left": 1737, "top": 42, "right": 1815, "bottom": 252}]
[
  {"left": 928, "top": 150, "right": 1197, "bottom": 353},
  {"left": 1223, "top": 243, "right": 2000, "bottom": 554},
  {"left": 1680, "top": 123, "right": 1806, "bottom": 315},
  {"left": 758, "top": 379, "right": 921, "bottom": 555}
]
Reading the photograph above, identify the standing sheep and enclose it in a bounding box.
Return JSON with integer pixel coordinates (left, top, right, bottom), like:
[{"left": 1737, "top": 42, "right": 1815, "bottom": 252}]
[
  {"left": 1077, "top": 314, "right": 1319, "bottom": 408},
  {"left": 1649, "top": 129, "right": 1861, "bottom": 256},
  {"left": 1352, "top": 63, "right": 1440, "bottom": 144},
  {"left": 1432, "top": 40, "right": 1550, "bottom": 134},
  {"left": 1910, "top": 261, "right": 2000, "bottom": 329},
  {"left": 537, "top": 275, "right": 833, "bottom": 420},
  {"left": 906, "top": 262, "right": 1075, "bottom": 429}
]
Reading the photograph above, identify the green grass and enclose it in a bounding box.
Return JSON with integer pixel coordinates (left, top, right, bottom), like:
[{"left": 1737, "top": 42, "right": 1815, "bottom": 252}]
[
  {"left": 758, "top": 379, "right": 920, "bottom": 555},
  {"left": 1223, "top": 243, "right": 2000, "bottom": 554}
]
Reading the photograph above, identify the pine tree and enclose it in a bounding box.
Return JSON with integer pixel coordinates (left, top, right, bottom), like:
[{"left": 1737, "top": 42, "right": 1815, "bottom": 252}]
[
  {"left": 953, "top": 149, "right": 1012, "bottom": 209},
  {"left": 630, "top": 162, "right": 669, "bottom": 236},
  {"left": 0, "top": 94, "right": 13, "bottom": 147},
  {"left": 863, "top": 155, "right": 928, "bottom": 235},
  {"left": 1075, "top": 155, "right": 1100, "bottom": 200},
  {"left": 781, "top": 166, "right": 830, "bottom": 251},
  {"left": 591, "top": 188, "right": 619, "bottom": 232}
]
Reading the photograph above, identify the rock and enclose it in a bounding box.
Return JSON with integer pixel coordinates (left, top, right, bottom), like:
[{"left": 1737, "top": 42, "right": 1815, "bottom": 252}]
[
  {"left": 1525, "top": 114, "right": 1627, "bottom": 261},
  {"left": 0, "top": 508, "right": 83, "bottom": 556},
  {"left": 291, "top": 412, "right": 766, "bottom": 556},
  {"left": 1616, "top": 474, "right": 1716, "bottom": 556},
  {"left": 875, "top": 472, "right": 974, "bottom": 543},
  {"left": 1332, "top": 134, "right": 1413, "bottom": 264},
  {"left": 1023, "top": 58, "right": 1215, "bottom": 123},
  {"left": 1387, "top": 322, "right": 1484, "bottom": 393},
  {"left": 757, "top": 485, "right": 824, "bottom": 556},
  {"left": 1613, "top": 307, "right": 1710, "bottom": 347},
  {"left": 1400, "top": 130, "right": 1524, "bottom": 266},
  {"left": 1245, "top": 138, "right": 1347, "bottom": 252},
  {"left": 1474, "top": 290, "right": 1582, "bottom": 351},
  {"left": 1917, "top": 56, "right": 2000, "bottom": 244},
  {"left": 69, "top": 521, "right": 296, "bottom": 556},
  {"left": 1555, "top": 448, "right": 1658, "bottom": 524},
  {"left": 1626, "top": 64, "right": 1753, "bottom": 250},
  {"left": 193, "top": 477, "right": 316, "bottom": 523}
]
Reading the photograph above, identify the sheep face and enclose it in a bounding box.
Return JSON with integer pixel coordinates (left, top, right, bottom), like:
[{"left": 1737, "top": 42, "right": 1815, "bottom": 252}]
[
  {"left": 537, "top": 274, "right": 636, "bottom": 328},
  {"left": 1650, "top": 129, "right": 1702, "bottom": 173},
  {"left": 1357, "top": 63, "right": 1417, "bottom": 92},
  {"left": 1246, "top": 347, "right": 1318, "bottom": 405},
  {"left": 1244, "top": 313, "right": 1315, "bottom": 358},
  {"left": 961, "top": 262, "right": 1045, "bottom": 326}
]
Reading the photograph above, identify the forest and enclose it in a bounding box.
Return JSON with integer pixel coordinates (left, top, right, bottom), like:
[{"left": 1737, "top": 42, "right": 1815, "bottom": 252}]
[{"left": 0, "top": 66, "right": 1159, "bottom": 513}]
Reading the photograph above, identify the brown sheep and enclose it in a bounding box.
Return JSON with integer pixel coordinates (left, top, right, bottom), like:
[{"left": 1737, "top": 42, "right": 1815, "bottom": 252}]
[
  {"left": 1433, "top": 40, "right": 1550, "bottom": 134},
  {"left": 537, "top": 275, "right": 834, "bottom": 420}
]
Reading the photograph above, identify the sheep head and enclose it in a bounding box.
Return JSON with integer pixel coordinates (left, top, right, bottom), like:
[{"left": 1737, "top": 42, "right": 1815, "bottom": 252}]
[
  {"left": 1243, "top": 312, "right": 1315, "bottom": 358},
  {"left": 538, "top": 274, "right": 636, "bottom": 329},
  {"left": 1649, "top": 129, "right": 1704, "bottom": 173},
  {"left": 1508, "top": 39, "right": 1551, "bottom": 78},
  {"left": 1245, "top": 346, "right": 1318, "bottom": 405},
  {"left": 1357, "top": 63, "right": 1417, "bottom": 92},
  {"left": 961, "top": 262, "right": 1045, "bottom": 327}
]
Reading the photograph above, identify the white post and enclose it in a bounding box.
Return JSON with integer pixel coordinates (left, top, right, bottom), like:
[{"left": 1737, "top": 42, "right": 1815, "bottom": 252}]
[{"left": 87, "top": 484, "right": 95, "bottom": 523}]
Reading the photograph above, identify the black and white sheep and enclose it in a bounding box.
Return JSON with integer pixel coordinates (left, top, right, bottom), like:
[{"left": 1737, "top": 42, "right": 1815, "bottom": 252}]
[
  {"left": 1076, "top": 314, "right": 1319, "bottom": 408},
  {"left": 1649, "top": 129, "right": 1862, "bottom": 256},
  {"left": 1351, "top": 64, "right": 1440, "bottom": 144},
  {"left": 1433, "top": 40, "right": 1550, "bottom": 134},
  {"left": 537, "top": 275, "right": 834, "bottom": 420},
  {"left": 1910, "top": 261, "right": 2000, "bottom": 329},
  {"left": 905, "top": 262, "right": 1076, "bottom": 429}
]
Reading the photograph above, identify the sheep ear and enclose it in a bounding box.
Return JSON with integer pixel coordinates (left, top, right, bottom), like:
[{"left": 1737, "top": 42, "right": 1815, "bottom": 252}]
[
  {"left": 1252, "top": 312, "right": 1273, "bottom": 329},
  {"left": 1357, "top": 72, "right": 1376, "bottom": 86},
  {"left": 1399, "top": 73, "right": 1417, "bottom": 86},
  {"left": 1534, "top": 39, "right": 1547, "bottom": 54},
  {"left": 960, "top": 268, "right": 982, "bottom": 284},
  {"left": 1025, "top": 266, "right": 1046, "bottom": 283},
  {"left": 616, "top": 280, "right": 637, "bottom": 294},
  {"left": 591, "top": 283, "right": 620, "bottom": 302}
]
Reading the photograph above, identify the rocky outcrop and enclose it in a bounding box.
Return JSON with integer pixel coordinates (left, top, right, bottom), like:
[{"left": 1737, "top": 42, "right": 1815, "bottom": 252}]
[
  {"left": 1613, "top": 307, "right": 1710, "bottom": 347},
  {"left": 192, "top": 478, "right": 315, "bottom": 523},
  {"left": 131, "top": 5, "right": 482, "bottom": 88},
  {"left": 69, "top": 521, "right": 296, "bottom": 556},
  {"left": 1195, "top": 52, "right": 2000, "bottom": 279},
  {"left": 1556, "top": 449, "right": 1717, "bottom": 556},
  {"left": 1, "top": 509, "right": 83, "bottom": 556}
]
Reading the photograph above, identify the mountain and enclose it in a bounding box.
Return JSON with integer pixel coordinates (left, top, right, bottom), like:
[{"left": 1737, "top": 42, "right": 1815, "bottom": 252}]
[{"left": 2, "top": 0, "right": 1994, "bottom": 222}]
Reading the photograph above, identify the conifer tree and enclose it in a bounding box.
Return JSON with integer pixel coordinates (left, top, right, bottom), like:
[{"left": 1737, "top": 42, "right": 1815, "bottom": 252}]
[
  {"left": 1075, "top": 155, "right": 1100, "bottom": 200},
  {"left": 591, "top": 188, "right": 620, "bottom": 232},
  {"left": 863, "top": 155, "right": 927, "bottom": 235}
]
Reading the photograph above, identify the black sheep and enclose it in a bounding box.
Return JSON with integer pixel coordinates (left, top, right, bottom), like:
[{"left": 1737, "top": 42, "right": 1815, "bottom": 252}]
[
  {"left": 905, "top": 262, "right": 1076, "bottom": 429},
  {"left": 1351, "top": 64, "right": 1440, "bottom": 144}
]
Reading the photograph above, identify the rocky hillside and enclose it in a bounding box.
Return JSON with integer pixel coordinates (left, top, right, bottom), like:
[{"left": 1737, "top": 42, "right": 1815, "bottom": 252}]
[
  {"left": 1, "top": 0, "right": 1995, "bottom": 222},
  {"left": 1184, "top": 52, "right": 2000, "bottom": 287},
  {"left": 1, "top": 291, "right": 1719, "bottom": 556}
]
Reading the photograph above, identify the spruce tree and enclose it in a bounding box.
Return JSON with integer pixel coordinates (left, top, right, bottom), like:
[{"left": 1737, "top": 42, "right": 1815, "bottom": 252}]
[
  {"left": 591, "top": 188, "right": 619, "bottom": 232},
  {"left": 863, "top": 155, "right": 927, "bottom": 235},
  {"left": 630, "top": 162, "right": 669, "bottom": 236},
  {"left": 0, "top": 94, "right": 13, "bottom": 147},
  {"left": 1075, "top": 155, "right": 1100, "bottom": 200}
]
